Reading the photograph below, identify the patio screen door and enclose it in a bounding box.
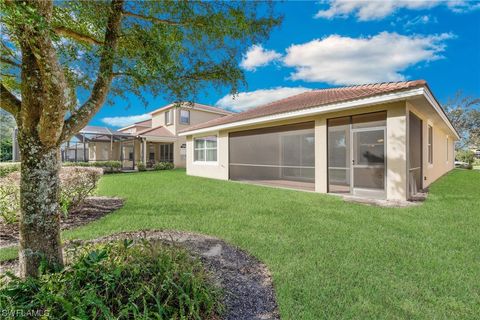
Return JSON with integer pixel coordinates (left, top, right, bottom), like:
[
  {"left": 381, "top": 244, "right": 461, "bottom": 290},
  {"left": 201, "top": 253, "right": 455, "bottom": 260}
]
[
  {"left": 328, "top": 111, "right": 386, "bottom": 198},
  {"left": 352, "top": 128, "right": 385, "bottom": 198},
  {"left": 408, "top": 112, "right": 423, "bottom": 197}
]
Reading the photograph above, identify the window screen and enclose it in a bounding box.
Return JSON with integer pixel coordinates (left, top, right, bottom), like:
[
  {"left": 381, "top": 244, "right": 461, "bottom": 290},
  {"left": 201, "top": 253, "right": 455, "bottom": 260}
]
[{"left": 229, "top": 122, "right": 315, "bottom": 182}]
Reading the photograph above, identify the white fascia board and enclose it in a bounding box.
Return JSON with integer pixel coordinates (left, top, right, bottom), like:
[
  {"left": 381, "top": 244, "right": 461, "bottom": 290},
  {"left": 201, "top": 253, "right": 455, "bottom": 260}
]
[
  {"left": 140, "top": 136, "right": 178, "bottom": 142},
  {"left": 150, "top": 104, "right": 231, "bottom": 116},
  {"left": 117, "top": 124, "right": 135, "bottom": 131},
  {"left": 422, "top": 88, "right": 460, "bottom": 140},
  {"left": 179, "top": 88, "right": 424, "bottom": 136},
  {"left": 118, "top": 123, "right": 150, "bottom": 132}
]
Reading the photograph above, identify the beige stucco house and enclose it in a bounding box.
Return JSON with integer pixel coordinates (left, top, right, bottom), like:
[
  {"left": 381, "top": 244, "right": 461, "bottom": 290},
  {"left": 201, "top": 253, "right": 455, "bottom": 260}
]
[
  {"left": 61, "top": 103, "right": 233, "bottom": 169},
  {"left": 179, "top": 80, "right": 459, "bottom": 201}
]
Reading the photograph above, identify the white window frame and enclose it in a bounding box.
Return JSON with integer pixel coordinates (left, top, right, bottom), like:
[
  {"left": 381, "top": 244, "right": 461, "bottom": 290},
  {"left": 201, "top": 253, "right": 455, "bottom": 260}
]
[
  {"left": 427, "top": 125, "right": 433, "bottom": 164},
  {"left": 193, "top": 135, "right": 218, "bottom": 164},
  {"left": 165, "top": 110, "right": 173, "bottom": 125},
  {"left": 180, "top": 109, "right": 190, "bottom": 125},
  {"left": 446, "top": 136, "right": 449, "bottom": 163}
]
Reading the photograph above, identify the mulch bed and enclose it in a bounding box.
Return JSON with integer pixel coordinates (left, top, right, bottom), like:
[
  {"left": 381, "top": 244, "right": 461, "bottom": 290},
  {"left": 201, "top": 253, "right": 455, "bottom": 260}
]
[
  {"left": 0, "top": 230, "right": 280, "bottom": 320},
  {"left": 0, "top": 196, "right": 123, "bottom": 249}
]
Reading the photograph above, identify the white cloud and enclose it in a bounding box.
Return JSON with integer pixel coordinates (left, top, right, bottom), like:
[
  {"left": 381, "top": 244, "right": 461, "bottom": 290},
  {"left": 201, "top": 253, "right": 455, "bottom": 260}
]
[
  {"left": 101, "top": 114, "right": 151, "bottom": 127},
  {"left": 403, "top": 15, "right": 437, "bottom": 29},
  {"left": 216, "top": 87, "right": 312, "bottom": 112},
  {"left": 240, "top": 44, "right": 282, "bottom": 71},
  {"left": 283, "top": 32, "right": 454, "bottom": 85},
  {"left": 315, "top": 0, "right": 479, "bottom": 21}
]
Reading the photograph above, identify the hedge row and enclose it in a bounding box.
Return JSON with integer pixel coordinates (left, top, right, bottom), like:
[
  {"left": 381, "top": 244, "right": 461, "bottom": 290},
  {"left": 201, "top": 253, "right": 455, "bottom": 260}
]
[
  {"left": 63, "top": 161, "right": 122, "bottom": 172},
  {"left": 0, "top": 160, "right": 174, "bottom": 177}
]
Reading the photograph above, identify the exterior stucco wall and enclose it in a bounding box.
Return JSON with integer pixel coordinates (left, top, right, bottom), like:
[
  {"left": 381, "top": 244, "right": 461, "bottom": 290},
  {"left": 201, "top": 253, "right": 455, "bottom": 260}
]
[
  {"left": 407, "top": 102, "right": 455, "bottom": 188},
  {"left": 173, "top": 137, "right": 187, "bottom": 168},
  {"left": 385, "top": 104, "right": 408, "bottom": 200},
  {"left": 186, "top": 131, "right": 229, "bottom": 180},
  {"left": 176, "top": 108, "right": 227, "bottom": 132},
  {"left": 151, "top": 107, "right": 229, "bottom": 137},
  {"left": 185, "top": 100, "right": 454, "bottom": 201}
]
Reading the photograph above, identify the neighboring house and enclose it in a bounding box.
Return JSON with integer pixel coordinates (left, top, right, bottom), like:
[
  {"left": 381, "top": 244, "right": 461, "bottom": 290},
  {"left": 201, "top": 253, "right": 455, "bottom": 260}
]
[
  {"left": 13, "top": 103, "right": 233, "bottom": 169},
  {"left": 179, "top": 80, "right": 459, "bottom": 201},
  {"left": 469, "top": 147, "right": 480, "bottom": 159}
]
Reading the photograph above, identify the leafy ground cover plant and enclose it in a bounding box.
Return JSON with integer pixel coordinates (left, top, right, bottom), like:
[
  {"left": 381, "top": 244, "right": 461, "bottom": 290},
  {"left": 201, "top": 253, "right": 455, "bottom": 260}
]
[{"left": 0, "top": 240, "right": 222, "bottom": 320}]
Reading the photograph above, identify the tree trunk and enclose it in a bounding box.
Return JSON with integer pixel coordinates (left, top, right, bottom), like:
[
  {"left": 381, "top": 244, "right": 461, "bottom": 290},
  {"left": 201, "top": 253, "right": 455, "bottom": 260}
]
[{"left": 18, "top": 138, "right": 63, "bottom": 277}]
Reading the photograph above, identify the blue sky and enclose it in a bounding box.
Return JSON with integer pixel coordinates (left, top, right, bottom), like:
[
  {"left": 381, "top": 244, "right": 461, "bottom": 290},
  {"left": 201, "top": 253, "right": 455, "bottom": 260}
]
[{"left": 95, "top": 0, "right": 480, "bottom": 128}]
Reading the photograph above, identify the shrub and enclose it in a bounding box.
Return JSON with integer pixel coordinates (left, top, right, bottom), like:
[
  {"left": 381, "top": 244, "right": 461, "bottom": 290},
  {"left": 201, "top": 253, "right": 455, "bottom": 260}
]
[
  {"left": 0, "top": 167, "right": 102, "bottom": 224},
  {"left": 63, "top": 161, "right": 121, "bottom": 173},
  {"left": 0, "top": 240, "right": 222, "bottom": 320},
  {"left": 59, "top": 167, "right": 103, "bottom": 213},
  {"left": 0, "top": 175, "right": 19, "bottom": 224},
  {"left": 137, "top": 162, "right": 146, "bottom": 171},
  {"left": 456, "top": 149, "right": 475, "bottom": 165},
  {"left": 0, "top": 163, "right": 20, "bottom": 177},
  {"left": 153, "top": 162, "right": 174, "bottom": 170}
]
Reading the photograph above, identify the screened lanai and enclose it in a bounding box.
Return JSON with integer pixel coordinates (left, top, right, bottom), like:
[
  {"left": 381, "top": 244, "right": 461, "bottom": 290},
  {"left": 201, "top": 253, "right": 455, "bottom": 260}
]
[
  {"left": 229, "top": 122, "right": 315, "bottom": 191},
  {"left": 61, "top": 126, "right": 137, "bottom": 168}
]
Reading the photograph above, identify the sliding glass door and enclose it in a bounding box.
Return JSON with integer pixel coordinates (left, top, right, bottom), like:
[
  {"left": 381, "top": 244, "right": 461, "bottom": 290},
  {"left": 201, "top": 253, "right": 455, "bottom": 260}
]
[
  {"left": 328, "top": 111, "right": 386, "bottom": 198},
  {"left": 159, "top": 143, "right": 173, "bottom": 162}
]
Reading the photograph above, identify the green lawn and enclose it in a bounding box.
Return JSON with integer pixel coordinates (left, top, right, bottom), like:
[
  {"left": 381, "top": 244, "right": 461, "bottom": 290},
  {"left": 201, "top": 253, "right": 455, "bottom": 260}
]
[{"left": 2, "top": 169, "right": 480, "bottom": 319}]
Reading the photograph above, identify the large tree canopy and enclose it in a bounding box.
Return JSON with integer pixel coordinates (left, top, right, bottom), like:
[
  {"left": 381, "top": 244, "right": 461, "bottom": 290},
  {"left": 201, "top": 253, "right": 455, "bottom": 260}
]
[
  {"left": 443, "top": 92, "right": 480, "bottom": 149},
  {"left": 1, "top": 0, "right": 280, "bottom": 141},
  {"left": 0, "top": 0, "right": 280, "bottom": 277}
]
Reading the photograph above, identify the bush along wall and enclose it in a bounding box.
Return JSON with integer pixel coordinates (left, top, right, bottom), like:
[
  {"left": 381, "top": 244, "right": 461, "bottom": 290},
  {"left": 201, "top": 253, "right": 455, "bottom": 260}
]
[
  {"left": 153, "top": 162, "right": 175, "bottom": 170},
  {"left": 63, "top": 161, "right": 122, "bottom": 173}
]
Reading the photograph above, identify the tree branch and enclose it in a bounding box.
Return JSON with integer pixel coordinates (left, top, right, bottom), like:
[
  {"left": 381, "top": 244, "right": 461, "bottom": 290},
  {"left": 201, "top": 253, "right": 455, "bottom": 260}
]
[
  {"left": 123, "top": 10, "right": 182, "bottom": 25},
  {"left": 0, "top": 57, "right": 21, "bottom": 67},
  {"left": 61, "top": 0, "right": 124, "bottom": 141},
  {"left": 53, "top": 26, "right": 104, "bottom": 46},
  {"left": 0, "top": 82, "right": 21, "bottom": 116}
]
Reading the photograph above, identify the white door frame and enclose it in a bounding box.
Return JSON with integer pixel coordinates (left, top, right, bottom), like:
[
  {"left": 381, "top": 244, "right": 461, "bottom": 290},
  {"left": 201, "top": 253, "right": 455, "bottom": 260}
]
[{"left": 350, "top": 126, "right": 387, "bottom": 198}]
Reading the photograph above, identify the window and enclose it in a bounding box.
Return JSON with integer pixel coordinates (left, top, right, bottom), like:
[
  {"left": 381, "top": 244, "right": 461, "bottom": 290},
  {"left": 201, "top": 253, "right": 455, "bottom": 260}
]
[
  {"left": 160, "top": 143, "right": 173, "bottom": 162},
  {"left": 149, "top": 144, "right": 155, "bottom": 161},
  {"left": 446, "top": 137, "right": 449, "bottom": 162},
  {"left": 428, "top": 125, "right": 433, "bottom": 164},
  {"left": 194, "top": 136, "right": 217, "bottom": 162},
  {"left": 165, "top": 110, "right": 173, "bottom": 125},
  {"left": 180, "top": 109, "right": 190, "bottom": 124}
]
